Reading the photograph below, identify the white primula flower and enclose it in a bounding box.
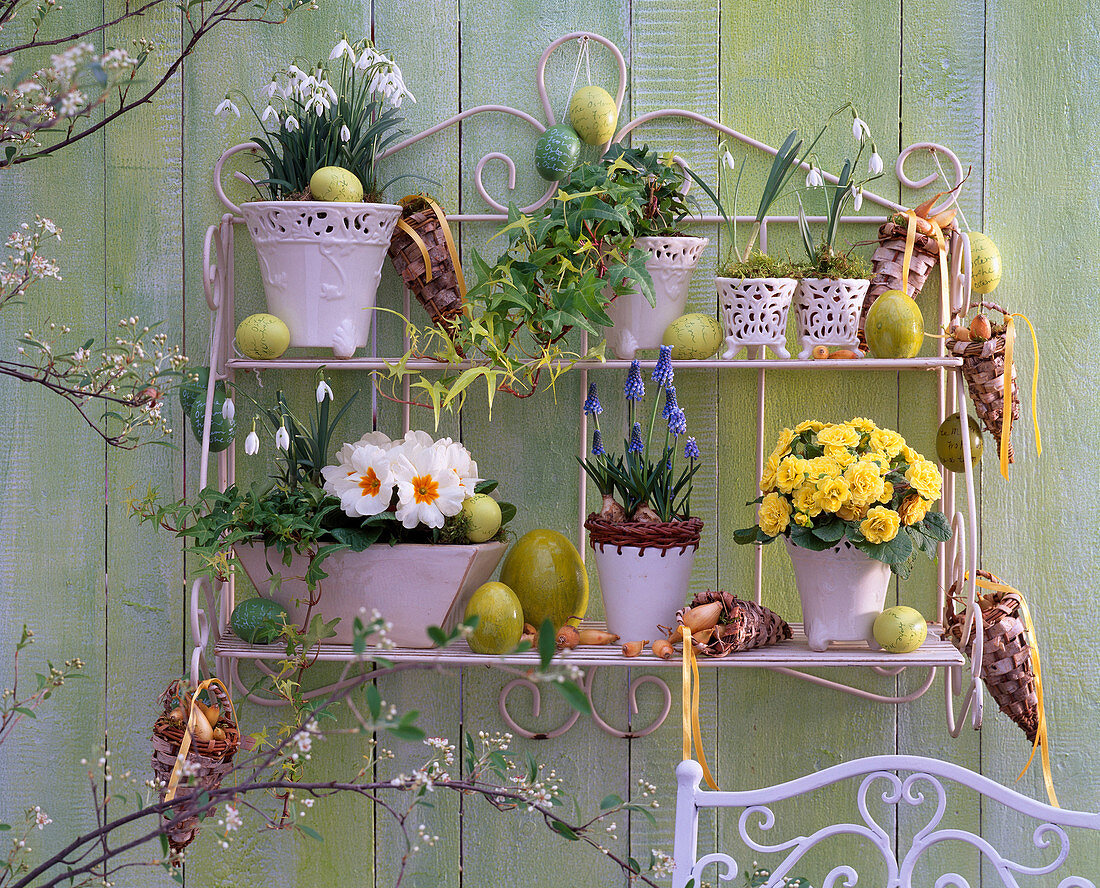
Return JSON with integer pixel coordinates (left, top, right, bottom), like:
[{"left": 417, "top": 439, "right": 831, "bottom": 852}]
[
  {"left": 721, "top": 149, "right": 735, "bottom": 171},
  {"left": 261, "top": 105, "right": 278, "bottom": 123},
  {"left": 390, "top": 429, "right": 435, "bottom": 462},
  {"left": 275, "top": 425, "right": 290, "bottom": 451},
  {"left": 393, "top": 447, "right": 465, "bottom": 530},
  {"left": 852, "top": 185, "right": 863, "bottom": 211},
  {"left": 330, "top": 38, "right": 355, "bottom": 61},
  {"left": 221, "top": 398, "right": 235, "bottom": 422},
  {"left": 284, "top": 115, "right": 300, "bottom": 132},
  {"left": 334, "top": 431, "right": 393, "bottom": 466},
  {"left": 805, "top": 166, "right": 824, "bottom": 188},
  {"left": 214, "top": 96, "right": 240, "bottom": 121},
  {"left": 316, "top": 380, "right": 333, "bottom": 403},
  {"left": 869, "top": 147, "right": 883, "bottom": 175},
  {"left": 340, "top": 124, "right": 351, "bottom": 143},
  {"left": 442, "top": 440, "right": 481, "bottom": 496},
  {"left": 244, "top": 430, "right": 260, "bottom": 455},
  {"left": 322, "top": 443, "right": 394, "bottom": 517},
  {"left": 852, "top": 115, "right": 870, "bottom": 142}
]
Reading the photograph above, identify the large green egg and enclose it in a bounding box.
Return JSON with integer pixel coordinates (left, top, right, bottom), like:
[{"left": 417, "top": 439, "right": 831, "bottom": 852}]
[
  {"left": 865, "top": 289, "right": 924, "bottom": 359},
  {"left": 663, "top": 313, "right": 724, "bottom": 360},
  {"left": 936, "top": 412, "right": 984, "bottom": 473},
  {"left": 534, "top": 124, "right": 582, "bottom": 182},
  {"left": 230, "top": 597, "right": 290, "bottom": 644},
  {"left": 499, "top": 529, "right": 588, "bottom": 631},
  {"left": 189, "top": 389, "right": 235, "bottom": 452},
  {"left": 464, "top": 582, "right": 524, "bottom": 655}
]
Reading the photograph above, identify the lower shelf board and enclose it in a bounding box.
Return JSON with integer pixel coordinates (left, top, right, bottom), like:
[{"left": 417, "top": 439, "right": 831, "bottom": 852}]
[{"left": 214, "top": 621, "right": 965, "bottom": 670}]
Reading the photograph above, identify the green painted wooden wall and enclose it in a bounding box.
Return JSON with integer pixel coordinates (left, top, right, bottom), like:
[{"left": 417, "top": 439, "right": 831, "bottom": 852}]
[{"left": 1, "top": 0, "right": 1098, "bottom": 884}]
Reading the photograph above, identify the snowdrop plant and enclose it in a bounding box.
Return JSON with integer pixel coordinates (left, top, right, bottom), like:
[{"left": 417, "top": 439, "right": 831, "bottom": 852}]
[{"left": 235, "top": 37, "right": 415, "bottom": 200}]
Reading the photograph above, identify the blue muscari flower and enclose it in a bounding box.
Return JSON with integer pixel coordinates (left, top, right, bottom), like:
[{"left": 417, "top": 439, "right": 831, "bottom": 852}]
[
  {"left": 628, "top": 421, "right": 644, "bottom": 454},
  {"left": 668, "top": 406, "right": 687, "bottom": 437},
  {"left": 651, "top": 344, "right": 674, "bottom": 388},
  {"left": 584, "top": 382, "right": 603, "bottom": 416},
  {"left": 684, "top": 436, "right": 700, "bottom": 460},
  {"left": 592, "top": 428, "right": 606, "bottom": 456},
  {"left": 662, "top": 385, "right": 678, "bottom": 420},
  {"left": 624, "top": 359, "right": 645, "bottom": 401}
]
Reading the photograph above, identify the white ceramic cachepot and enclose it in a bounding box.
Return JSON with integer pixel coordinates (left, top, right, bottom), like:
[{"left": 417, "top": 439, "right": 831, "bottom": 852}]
[
  {"left": 793, "top": 277, "right": 870, "bottom": 358},
  {"left": 604, "top": 236, "right": 709, "bottom": 359},
  {"left": 234, "top": 540, "right": 506, "bottom": 648},
  {"left": 592, "top": 544, "right": 698, "bottom": 641},
  {"left": 784, "top": 537, "right": 891, "bottom": 652},
  {"left": 717, "top": 276, "right": 798, "bottom": 359},
  {"left": 239, "top": 201, "right": 403, "bottom": 357}
]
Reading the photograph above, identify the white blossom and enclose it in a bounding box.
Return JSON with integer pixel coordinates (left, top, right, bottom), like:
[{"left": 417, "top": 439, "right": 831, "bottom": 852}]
[
  {"left": 869, "top": 148, "right": 883, "bottom": 175},
  {"left": 852, "top": 115, "right": 870, "bottom": 142},
  {"left": 275, "top": 425, "right": 290, "bottom": 451},
  {"left": 261, "top": 105, "right": 278, "bottom": 123},
  {"left": 722, "top": 149, "right": 735, "bottom": 171},
  {"left": 221, "top": 398, "right": 235, "bottom": 422},
  {"left": 340, "top": 124, "right": 351, "bottom": 143},
  {"left": 329, "top": 38, "right": 355, "bottom": 61},
  {"left": 316, "top": 380, "right": 333, "bottom": 402},
  {"left": 244, "top": 430, "right": 260, "bottom": 455},
  {"left": 223, "top": 804, "right": 242, "bottom": 831},
  {"left": 852, "top": 185, "right": 863, "bottom": 211},
  {"left": 284, "top": 115, "right": 300, "bottom": 132},
  {"left": 805, "top": 167, "right": 824, "bottom": 188},
  {"left": 214, "top": 96, "right": 240, "bottom": 121},
  {"left": 34, "top": 808, "right": 51, "bottom": 829}
]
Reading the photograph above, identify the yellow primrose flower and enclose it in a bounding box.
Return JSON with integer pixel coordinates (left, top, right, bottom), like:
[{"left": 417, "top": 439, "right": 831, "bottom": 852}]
[
  {"left": 813, "top": 476, "right": 850, "bottom": 514},
  {"left": 793, "top": 511, "right": 814, "bottom": 528},
  {"left": 816, "top": 424, "right": 861, "bottom": 448},
  {"left": 792, "top": 482, "right": 822, "bottom": 517},
  {"left": 758, "top": 492, "right": 792, "bottom": 536},
  {"left": 850, "top": 416, "right": 878, "bottom": 433},
  {"left": 837, "top": 502, "right": 868, "bottom": 522},
  {"left": 807, "top": 455, "right": 841, "bottom": 481},
  {"left": 869, "top": 427, "right": 906, "bottom": 458},
  {"left": 760, "top": 453, "right": 781, "bottom": 493},
  {"left": 776, "top": 456, "right": 810, "bottom": 493},
  {"left": 898, "top": 493, "right": 931, "bottom": 525},
  {"left": 900, "top": 444, "right": 920, "bottom": 465},
  {"left": 879, "top": 480, "right": 894, "bottom": 503},
  {"left": 905, "top": 459, "right": 942, "bottom": 501},
  {"left": 824, "top": 444, "right": 857, "bottom": 469},
  {"left": 860, "top": 506, "right": 901, "bottom": 544},
  {"left": 768, "top": 427, "right": 796, "bottom": 463},
  {"left": 794, "top": 419, "right": 825, "bottom": 435},
  {"left": 844, "top": 460, "right": 886, "bottom": 509}
]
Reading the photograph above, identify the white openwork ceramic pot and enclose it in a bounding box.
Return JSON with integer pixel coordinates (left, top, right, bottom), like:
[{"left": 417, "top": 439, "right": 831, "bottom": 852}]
[
  {"left": 239, "top": 201, "right": 403, "bottom": 357},
  {"left": 793, "top": 277, "right": 870, "bottom": 358},
  {"left": 234, "top": 541, "right": 506, "bottom": 648},
  {"left": 717, "top": 276, "right": 798, "bottom": 359},
  {"left": 592, "top": 542, "right": 698, "bottom": 642},
  {"left": 784, "top": 537, "right": 891, "bottom": 652},
  {"left": 604, "top": 236, "right": 709, "bottom": 359}
]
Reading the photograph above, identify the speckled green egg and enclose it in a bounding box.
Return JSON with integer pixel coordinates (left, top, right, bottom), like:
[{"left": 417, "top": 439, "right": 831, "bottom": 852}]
[
  {"left": 230, "top": 597, "right": 290, "bottom": 644},
  {"left": 568, "top": 85, "right": 618, "bottom": 145},
  {"left": 535, "top": 124, "right": 582, "bottom": 181},
  {"left": 662, "top": 313, "right": 724, "bottom": 360}
]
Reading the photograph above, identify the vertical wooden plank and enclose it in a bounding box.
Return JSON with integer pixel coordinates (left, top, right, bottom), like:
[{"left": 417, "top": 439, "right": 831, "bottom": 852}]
[{"left": 0, "top": 0, "right": 107, "bottom": 871}]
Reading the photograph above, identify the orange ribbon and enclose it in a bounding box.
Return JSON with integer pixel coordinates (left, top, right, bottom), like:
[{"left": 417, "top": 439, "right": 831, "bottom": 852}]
[
  {"left": 681, "top": 626, "right": 718, "bottom": 790},
  {"left": 165, "top": 678, "right": 237, "bottom": 802},
  {"left": 398, "top": 195, "right": 467, "bottom": 298}
]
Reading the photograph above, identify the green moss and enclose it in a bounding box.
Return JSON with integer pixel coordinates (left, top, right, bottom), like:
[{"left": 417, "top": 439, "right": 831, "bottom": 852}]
[
  {"left": 718, "top": 250, "right": 799, "bottom": 279},
  {"left": 794, "top": 246, "right": 871, "bottom": 280}
]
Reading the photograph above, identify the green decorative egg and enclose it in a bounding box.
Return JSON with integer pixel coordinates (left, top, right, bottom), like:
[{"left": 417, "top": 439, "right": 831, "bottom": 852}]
[
  {"left": 535, "top": 124, "right": 582, "bottom": 181},
  {"left": 236, "top": 313, "right": 290, "bottom": 360},
  {"left": 568, "top": 85, "right": 617, "bottom": 145},
  {"left": 189, "top": 389, "right": 235, "bottom": 452},
  {"left": 936, "top": 412, "right": 984, "bottom": 473},
  {"left": 662, "top": 313, "right": 724, "bottom": 360},
  {"left": 178, "top": 366, "right": 212, "bottom": 413},
  {"left": 864, "top": 289, "right": 924, "bottom": 359},
  {"left": 968, "top": 231, "right": 1002, "bottom": 295},
  {"left": 309, "top": 165, "right": 364, "bottom": 203},
  {"left": 464, "top": 581, "right": 524, "bottom": 655},
  {"left": 230, "top": 597, "right": 289, "bottom": 644},
  {"left": 873, "top": 606, "right": 928, "bottom": 654}
]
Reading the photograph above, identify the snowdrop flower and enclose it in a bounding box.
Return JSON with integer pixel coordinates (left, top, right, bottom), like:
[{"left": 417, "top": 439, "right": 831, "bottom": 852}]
[
  {"left": 263, "top": 78, "right": 279, "bottom": 99},
  {"left": 722, "top": 149, "right": 735, "bottom": 171},
  {"left": 869, "top": 146, "right": 883, "bottom": 175},
  {"left": 316, "top": 379, "right": 333, "bottom": 403},
  {"left": 221, "top": 398, "right": 235, "bottom": 422},
  {"left": 214, "top": 96, "right": 240, "bottom": 121},
  {"left": 340, "top": 124, "right": 351, "bottom": 143},
  {"left": 284, "top": 115, "right": 299, "bottom": 132},
  {"left": 322, "top": 444, "right": 394, "bottom": 517},
  {"left": 287, "top": 64, "right": 308, "bottom": 84},
  {"left": 805, "top": 166, "right": 824, "bottom": 188},
  {"left": 852, "top": 116, "right": 870, "bottom": 143},
  {"left": 261, "top": 104, "right": 278, "bottom": 123},
  {"left": 244, "top": 428, "right": 260, "bottom": 456},
  {"left": 330, "top": 38, "right": 355, "bottom": 61},
  {"left": 852, "top": 185, "right": 863, "bottom": 211},
  {"left": 392, "top": 447, "right": 465, "bottom": 529},
  {"left": 275, "top": 425, "right": 290, "bottom": 451},
  {"left": 356, "top": 46, "right": 383, "bottom": 71}
]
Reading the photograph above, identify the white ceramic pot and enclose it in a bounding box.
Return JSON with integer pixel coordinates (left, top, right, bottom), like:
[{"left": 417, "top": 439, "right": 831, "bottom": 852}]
[
  {"left": 793, "top": 277, "right": 870, "bottom": 358},
  {"left": 592, "top": 542, "right": 698, "bottom": 641},
  {"left": 239, "top": 201, "right": 403, "bottom": 357},
  {"left": 784, "top": 537, "right": 891, "bottom": 651},
  {"left": 717, "top": 276, "right": 798, "bottom": 359},
  {"left": 604, "top": 236, "right": 709, "bottom": 359},
  {"left": 234, "top": 540, "right": 506, "bottom": 648}
]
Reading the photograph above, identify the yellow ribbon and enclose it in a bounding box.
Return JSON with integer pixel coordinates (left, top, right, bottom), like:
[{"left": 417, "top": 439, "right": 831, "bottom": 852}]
[
  {"left": 164, "top": 678, "right": 237, "bottom": 802},
  {"left": 971, "top": 575, "right": 1058, "bottom": 807},
  {"left": 998, "top": 313, "right": 1042, "bottom": 480},
  {"left": 398, "top": 196, "right": 468, "bottom": 298},
  {"left": 681, "top": 626, "right": 718, "bottom": 790},
  {"left": 899, "top": 210, "right": 949, "bottom": 314}
]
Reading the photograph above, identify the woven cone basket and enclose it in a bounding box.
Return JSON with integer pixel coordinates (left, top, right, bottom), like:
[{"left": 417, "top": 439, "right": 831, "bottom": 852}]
[
  {"left": 151, "top": 680, "right": 240, "bottom": 855},
  {"left": 673, "top": 590, "right": 791, "bottom": 657},
  {"left": 946, "top": 302, "right": 1020, "bottom": 463},
  {"left": 945, "top": 570, "right": 1038, "bottom": 743},
  {"left": 387, "top": 198, "right": 465, "bottom": 331}
]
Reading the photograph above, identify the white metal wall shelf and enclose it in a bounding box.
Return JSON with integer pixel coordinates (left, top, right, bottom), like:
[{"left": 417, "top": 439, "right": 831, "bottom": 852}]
[{"left": 192, "top": 30, "right": 986, "bottom": 742}]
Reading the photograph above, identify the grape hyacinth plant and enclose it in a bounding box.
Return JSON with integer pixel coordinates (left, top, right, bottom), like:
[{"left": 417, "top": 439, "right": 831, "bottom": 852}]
[{"left": 579, "top": 346, "right": 700, "bottom": 524}]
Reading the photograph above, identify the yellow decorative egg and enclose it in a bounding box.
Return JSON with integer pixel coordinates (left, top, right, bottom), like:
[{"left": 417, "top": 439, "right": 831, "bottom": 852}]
[
  {"left": 968, "top": 231, "right": 1002, "bottom": 295},
  {"left": 236, "top": 313, "right": 290, "bottom": 360},
  {"left": 309, "top": 166, "right": 364, "bottom": 203},
  {"left": 662, "top": 313, "right": 724, "bottom": 360},
  {"left": 568, "top": 85, "right": 618, "bottom": 145},
  {"left": 873, "top": 606, "right": 928, "bottom": 654}
]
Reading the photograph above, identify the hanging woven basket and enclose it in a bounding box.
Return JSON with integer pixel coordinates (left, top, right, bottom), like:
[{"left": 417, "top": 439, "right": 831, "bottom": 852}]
[
  {"left": 387, "top": 195, "right": 467, "bottom": 333},
  {"left": 945, "top": 570, "right": 1038, "bottom": 743},
  {"left": 150, "top": 679, "right": 240, "bottom": 855},
  {"left": 670, "top": 590, "right": 791, "bottom": 657},
  {"left": 946, "top": 301, "right": 1020, "bottom": 463}
]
